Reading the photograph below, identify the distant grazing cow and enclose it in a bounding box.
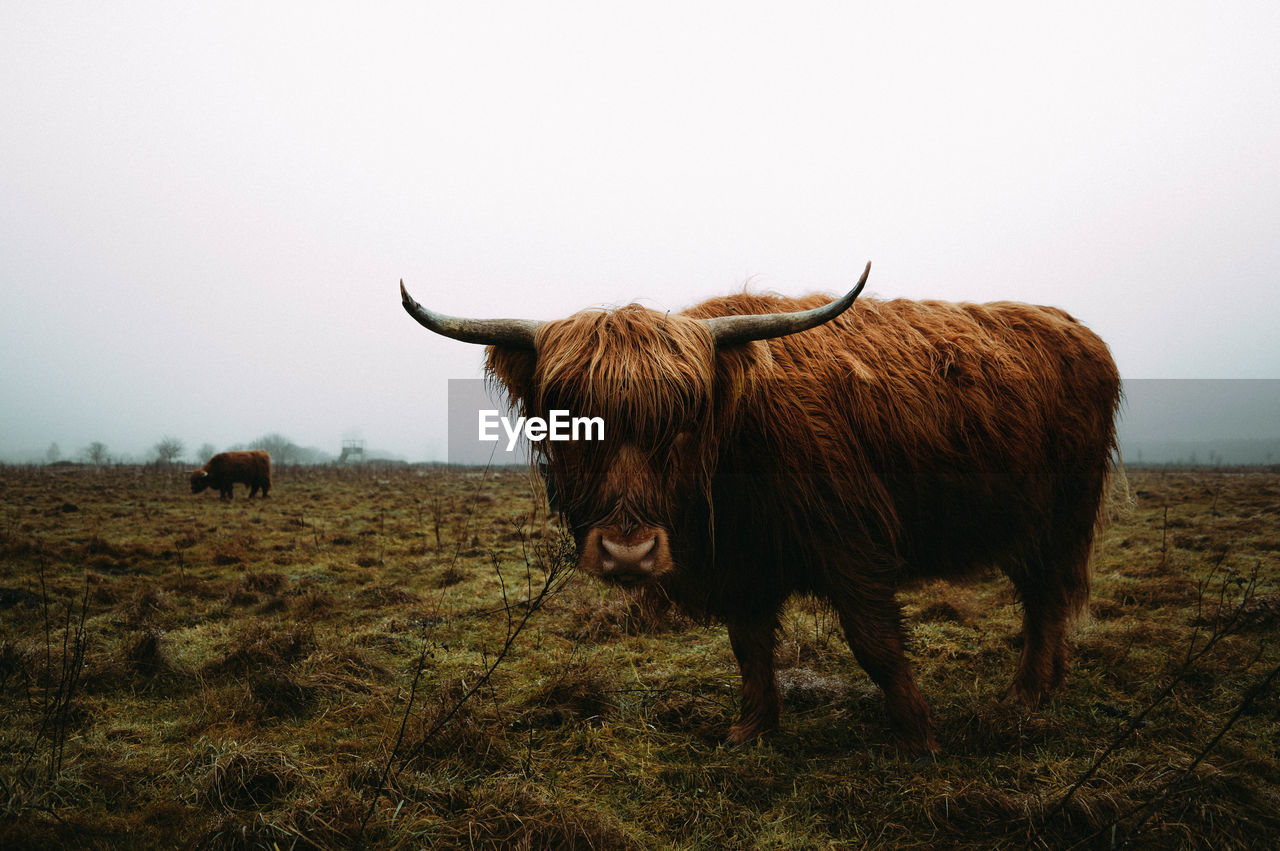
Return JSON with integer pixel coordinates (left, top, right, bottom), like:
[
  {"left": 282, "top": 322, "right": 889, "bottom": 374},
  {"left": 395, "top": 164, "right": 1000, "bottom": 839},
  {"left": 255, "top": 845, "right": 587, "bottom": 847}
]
[
  {"left": 401, "top": 263, "right": 1121, "bottom": 755},
  {"left": 189, "top": 450, "right": 272, "bottom": 500}
]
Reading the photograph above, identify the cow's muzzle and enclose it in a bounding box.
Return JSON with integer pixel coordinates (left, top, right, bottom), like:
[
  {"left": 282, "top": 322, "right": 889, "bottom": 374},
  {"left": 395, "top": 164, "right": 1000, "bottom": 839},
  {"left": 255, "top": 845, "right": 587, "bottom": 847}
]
[{"left": 581, "top": 526, "right": 673, "bottom": 586}]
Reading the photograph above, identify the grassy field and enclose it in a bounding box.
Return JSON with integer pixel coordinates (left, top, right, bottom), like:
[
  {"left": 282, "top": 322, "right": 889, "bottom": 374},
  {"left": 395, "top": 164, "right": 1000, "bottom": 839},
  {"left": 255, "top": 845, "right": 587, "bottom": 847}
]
[{"left": 1, "top": 463, "right": 1278, "bottom": 848}]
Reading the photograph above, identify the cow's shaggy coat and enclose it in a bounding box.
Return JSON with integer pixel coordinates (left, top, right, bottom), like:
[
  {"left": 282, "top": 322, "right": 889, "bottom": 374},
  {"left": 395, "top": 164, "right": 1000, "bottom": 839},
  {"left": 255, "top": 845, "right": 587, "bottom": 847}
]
[
  {"left": 444, "top": 287, "right": 1119, "bottom": 755},
  {"left": 189, "top": 450, "right": 272, "bottom": 500}
]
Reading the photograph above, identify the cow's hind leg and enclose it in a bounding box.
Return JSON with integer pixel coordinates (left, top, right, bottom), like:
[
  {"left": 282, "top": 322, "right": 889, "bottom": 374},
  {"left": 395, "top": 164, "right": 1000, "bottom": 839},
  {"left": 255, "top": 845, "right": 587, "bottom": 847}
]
[
  {"left": 1006, "top": 588, "right": 1071, "bottom": 707},
  {"left": 1006, "top": 524, "right": 1092, "bottom": 707},
  {"left": 831, "top": 585, "right": 939, "bottom": 756}
]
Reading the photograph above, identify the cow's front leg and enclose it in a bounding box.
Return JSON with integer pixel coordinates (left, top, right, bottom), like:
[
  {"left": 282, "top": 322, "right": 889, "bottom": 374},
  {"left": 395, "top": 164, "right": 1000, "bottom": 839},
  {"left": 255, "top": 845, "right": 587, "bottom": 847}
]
[{"left": 725, "top": 611, "right": 781, "bottom": 745}]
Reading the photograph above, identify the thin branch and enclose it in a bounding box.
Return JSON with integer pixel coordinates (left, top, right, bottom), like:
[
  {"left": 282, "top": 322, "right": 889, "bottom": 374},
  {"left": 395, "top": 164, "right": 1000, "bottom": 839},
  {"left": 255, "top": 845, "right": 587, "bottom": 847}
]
[{"left": 1035, "top": 561, "right": 1263, "bottom": 842}]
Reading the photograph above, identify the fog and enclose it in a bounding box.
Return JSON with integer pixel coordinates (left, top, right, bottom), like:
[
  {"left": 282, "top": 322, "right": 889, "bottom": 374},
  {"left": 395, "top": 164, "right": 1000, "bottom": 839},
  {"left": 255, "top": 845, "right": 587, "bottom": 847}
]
[{"left": 2, "top": 2, "right": 1278, "bottom": 464}]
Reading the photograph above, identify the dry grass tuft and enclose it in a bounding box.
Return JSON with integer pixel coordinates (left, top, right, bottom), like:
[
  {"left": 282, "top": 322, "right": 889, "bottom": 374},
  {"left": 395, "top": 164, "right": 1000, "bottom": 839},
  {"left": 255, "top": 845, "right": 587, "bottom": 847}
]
[
  {"left": 562, "top": 588, "right": 684, "bottom": 642},
  {"left": 435, "top": 563, "right": 469, "bottom": 587},
  {"left": 191, "top": 811, "right": 292, "bottom": 850},
  {"left": 519, "top": 662, "right": 615, "bottom": 729},
  {"left": 201, "top": 623, "right": 315, "bottom": 679},
  {"left": 123, "top": 628, "right": 172, "bottom": 678},
  {"left": 240, "top": 571, "right": 285, "bottom": 594},
  {"left": 249, "top": 670, "right": 316, "bottom": 717},
  {"left": 201, "top": 740, "right": 301, "bottom": 811},
  {"left": 917, "top": 598, "right": 978, "bottom": 625},
  {"left": 289, "top": 589, "right": 333, "bottom": 618},
  {"left": 355, "top": 584, "right": 420, "bottom": 606},
  {"left": 0, "top": 586, "right": 41, "bottom": 610},
  {"left": 125, "top": 586, "right": 170, "bottom": 626},
  {"left": 285, "top": 786, "right": 376, "bottom": 847},
  {"left": 418, "top": 777, "right": 644, "bottom": 849}
]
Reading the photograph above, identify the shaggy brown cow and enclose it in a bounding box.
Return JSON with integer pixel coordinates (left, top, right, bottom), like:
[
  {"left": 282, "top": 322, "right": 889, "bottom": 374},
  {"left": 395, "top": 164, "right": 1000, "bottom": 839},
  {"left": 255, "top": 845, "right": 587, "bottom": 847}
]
[
  {"left": 189, "top": 450, "right": 272, "bottom": 500},
  {"left": 401, "top": 263, "right": 1120, "bottom": 755}
]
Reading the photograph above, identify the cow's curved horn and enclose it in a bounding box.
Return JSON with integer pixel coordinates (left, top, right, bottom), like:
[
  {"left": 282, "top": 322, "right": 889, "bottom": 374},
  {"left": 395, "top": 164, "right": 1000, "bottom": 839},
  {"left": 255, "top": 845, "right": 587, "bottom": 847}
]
[
  {"left": 700, "top": 262, "right": 871, "bottom": 347},
  {"left": 400, "top": 280, "right": 541, "bottom": 349}
]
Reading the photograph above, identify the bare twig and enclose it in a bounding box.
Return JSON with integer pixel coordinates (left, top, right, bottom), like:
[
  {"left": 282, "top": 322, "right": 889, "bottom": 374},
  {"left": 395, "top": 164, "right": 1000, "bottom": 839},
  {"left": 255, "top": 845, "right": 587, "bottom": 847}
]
[
  {"left": 1035, "top": 562, "right": 1264, "bottom": 845},
  {"left": 6, "top": 566, "right": 90, "bottom": 817},
  {"left": 356, "top": 466, "right": 573, "bottom": 837},
  {"left": 1079, "top": 659, "right": 1280, "bottom": 849}
]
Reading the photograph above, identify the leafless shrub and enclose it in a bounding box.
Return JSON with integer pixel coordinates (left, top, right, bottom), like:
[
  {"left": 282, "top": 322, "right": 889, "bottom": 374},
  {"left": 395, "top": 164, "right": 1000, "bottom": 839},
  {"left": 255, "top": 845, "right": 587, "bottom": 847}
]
[
  {"left": 355, "top": 479, "right": 577, "bottom": 839},
  {"left": 1035, "top": 560, "right": 1279, "bottom": 847},
  {"left": 0, "top": 568, "right": 89, "bottom": 818}
]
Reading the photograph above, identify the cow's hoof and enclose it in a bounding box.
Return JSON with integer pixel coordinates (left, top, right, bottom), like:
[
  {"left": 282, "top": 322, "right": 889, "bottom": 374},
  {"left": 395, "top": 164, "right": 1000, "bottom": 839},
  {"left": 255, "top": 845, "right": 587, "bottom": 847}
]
[
  {"left": 725, "top": 718, "right": 775, "bottom": 746},
  {"left": 911, "top": 751, "right": 940, "bottom": 768},
  {"left": 1002, "top": 680, "right": 1048, "bottom": 709}
]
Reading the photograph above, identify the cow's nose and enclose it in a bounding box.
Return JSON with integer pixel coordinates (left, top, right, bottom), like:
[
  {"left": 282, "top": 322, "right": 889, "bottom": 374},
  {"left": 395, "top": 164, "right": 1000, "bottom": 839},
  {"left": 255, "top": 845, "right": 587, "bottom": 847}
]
[{"left": 600, "top": 535, "right": 657, "bottom": 567}]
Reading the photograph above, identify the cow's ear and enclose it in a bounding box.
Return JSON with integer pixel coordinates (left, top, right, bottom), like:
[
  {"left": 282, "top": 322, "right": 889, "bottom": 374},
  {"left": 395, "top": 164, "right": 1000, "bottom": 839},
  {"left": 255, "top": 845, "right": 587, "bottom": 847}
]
[
  {"left": 706, "top": 338, "right": 772, "bottom": 438},
  {"left": 485, "top": 346, "right": 536, "bottom": 409}
]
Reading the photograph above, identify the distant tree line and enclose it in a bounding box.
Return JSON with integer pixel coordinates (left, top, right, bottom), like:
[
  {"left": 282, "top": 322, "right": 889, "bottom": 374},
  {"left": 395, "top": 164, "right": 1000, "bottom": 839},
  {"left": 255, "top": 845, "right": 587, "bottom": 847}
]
[
  {"left": 230, "top": 433, "right": 332, "bottom": 466},
  {"left": 1123, "top": 438, "right": 1280, "bottom": 467},
  {"left": 40, "top": 434, "right": 336, "bottom": 467}
]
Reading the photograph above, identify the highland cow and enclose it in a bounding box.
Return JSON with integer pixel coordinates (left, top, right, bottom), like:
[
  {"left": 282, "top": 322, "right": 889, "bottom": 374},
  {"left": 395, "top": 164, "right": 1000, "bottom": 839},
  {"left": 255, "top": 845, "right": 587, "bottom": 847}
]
[
  {"left": 401, "top": 263, "right": 1121, "bottom": 755},
  {"left": 189, "top": 450, "right": 272, "bottom": 500}
]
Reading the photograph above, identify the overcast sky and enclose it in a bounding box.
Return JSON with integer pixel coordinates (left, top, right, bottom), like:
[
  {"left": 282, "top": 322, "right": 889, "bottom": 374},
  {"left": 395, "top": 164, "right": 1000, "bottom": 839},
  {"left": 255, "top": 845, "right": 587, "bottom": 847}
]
[{"left": 2, "top": 2, "right": 1278, "bottom": 462}]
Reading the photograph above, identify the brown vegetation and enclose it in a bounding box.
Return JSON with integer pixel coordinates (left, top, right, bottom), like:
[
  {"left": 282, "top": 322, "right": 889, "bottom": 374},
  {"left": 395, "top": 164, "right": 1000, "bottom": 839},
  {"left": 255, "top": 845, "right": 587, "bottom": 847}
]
[{"left": 0, "top": 463, "right": 1277, "bottom": 848}]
